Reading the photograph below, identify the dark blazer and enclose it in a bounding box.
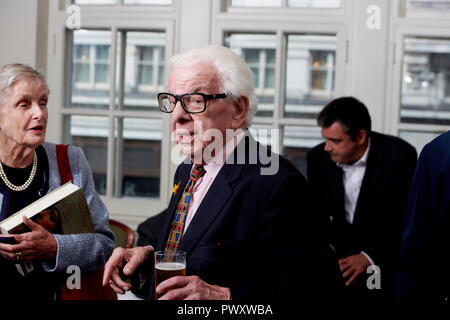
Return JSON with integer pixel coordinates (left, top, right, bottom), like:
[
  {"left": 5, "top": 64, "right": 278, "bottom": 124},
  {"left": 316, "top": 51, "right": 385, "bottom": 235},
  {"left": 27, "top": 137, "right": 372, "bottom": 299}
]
[
  {"left": 149, "top": 134, "right": 343, "bottom": 300},
  {"left": 307, "top": 131, "right": 417, "bottom": 297},
  {"left": 396, "top": 131, "right": 450, "bottom": 303},
  {"left": 137, "top": 210, "right": 167, "bottom": 248}
]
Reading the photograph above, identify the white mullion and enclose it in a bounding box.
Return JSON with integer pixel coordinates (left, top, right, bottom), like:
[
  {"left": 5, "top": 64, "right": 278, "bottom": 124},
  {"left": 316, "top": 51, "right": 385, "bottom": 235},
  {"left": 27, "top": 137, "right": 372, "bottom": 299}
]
[
  {"left": 89, "top": 45, "right": 96, "bottom": 88},
  {"left": 114, "top": 118, "right": 124, "bottom": 198},
  {"left": 274, "top": 30, "right": 285, "bottom": 154},
  {"left": 153, "top": 46, "right": 159, "bottom": 89},
  {"left": 61, "top": 107, "right": 167, "bottom": 120},
  {"left": 398, "top": 122, "right": 450, "bottom": 133},
  {"left": 326, "top": 52, "right": 334, "bottom": 96},
  {"left": 114, "top": 31, "right": 127, "bottom": 197},
  {"left": 106, "top": 27, "right": 118, "bottom": 199},
  {"left": 259, "top": 49, "right": 266, "bottom": 92}
]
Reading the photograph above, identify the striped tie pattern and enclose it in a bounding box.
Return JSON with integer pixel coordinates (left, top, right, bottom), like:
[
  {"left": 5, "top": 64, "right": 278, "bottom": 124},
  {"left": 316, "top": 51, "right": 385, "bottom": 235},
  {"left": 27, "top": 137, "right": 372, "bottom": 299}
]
[{"left": 165, "top": 166, "right": 205, "bottom": 253}]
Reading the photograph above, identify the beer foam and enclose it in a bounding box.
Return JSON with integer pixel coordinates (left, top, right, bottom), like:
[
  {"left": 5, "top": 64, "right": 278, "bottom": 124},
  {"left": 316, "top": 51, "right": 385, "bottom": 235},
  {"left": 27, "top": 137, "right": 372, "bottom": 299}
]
[{"left": 155, "top": 262, "right": 185, "bottom": 271}]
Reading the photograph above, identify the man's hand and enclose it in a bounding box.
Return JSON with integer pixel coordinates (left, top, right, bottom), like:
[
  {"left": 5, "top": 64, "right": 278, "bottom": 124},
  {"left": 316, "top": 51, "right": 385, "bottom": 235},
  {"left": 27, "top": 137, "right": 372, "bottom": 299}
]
[
  {"left": 0, "top": 217, "right": 57, "bottom": 261},
  {"left": 102, "top": 245, "right": 153, "bottom": 294},
  {"left": 338, "top": 253, "right": 371, "bottom": 286},
  {"left": 157, "top": 275, "right": 231, "bottom": 300}
]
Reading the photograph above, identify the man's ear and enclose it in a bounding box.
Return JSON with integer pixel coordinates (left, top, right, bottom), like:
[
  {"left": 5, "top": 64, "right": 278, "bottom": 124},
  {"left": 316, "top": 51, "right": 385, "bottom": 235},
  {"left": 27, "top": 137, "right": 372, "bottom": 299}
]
[
  {"left": 356, "top": 129, "right": 368, "bottom": 146},
  {"left": 232, "top": 95, "right": 249, "bottom": 129}
]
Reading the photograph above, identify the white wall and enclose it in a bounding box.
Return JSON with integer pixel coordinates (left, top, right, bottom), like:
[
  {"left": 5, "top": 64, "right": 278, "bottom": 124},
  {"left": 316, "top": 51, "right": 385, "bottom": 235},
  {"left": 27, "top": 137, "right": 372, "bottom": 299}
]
[
  {"left": 348, "top": 0, "right": 390, "bottom": 132},
  {"left": 0, "top": 0, "right": 48, "bottom": 73}
]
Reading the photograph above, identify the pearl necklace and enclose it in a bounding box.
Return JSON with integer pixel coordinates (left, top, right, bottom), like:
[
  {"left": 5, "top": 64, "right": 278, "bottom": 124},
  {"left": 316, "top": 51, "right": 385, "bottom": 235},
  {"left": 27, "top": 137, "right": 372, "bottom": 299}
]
[{"left": 0, "top": 151, "right": 38, "bottom": 192}]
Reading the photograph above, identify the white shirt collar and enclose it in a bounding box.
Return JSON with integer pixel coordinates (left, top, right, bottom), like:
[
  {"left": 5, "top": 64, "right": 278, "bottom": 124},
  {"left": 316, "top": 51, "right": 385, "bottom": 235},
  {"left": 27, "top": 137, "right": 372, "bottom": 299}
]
[
  {"left": 337, "top": 137, "right": 371, "bottom": 169},
  {"left": 199, "top": 129, "right": 246, "bottom": 176}
]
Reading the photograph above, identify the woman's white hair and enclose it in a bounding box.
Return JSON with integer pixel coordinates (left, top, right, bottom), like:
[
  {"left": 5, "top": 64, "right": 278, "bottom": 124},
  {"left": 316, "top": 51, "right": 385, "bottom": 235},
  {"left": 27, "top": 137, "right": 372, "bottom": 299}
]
[
  {"left": 0, "top": 63, "right": 49, "bottom": 105},
  {"left": 168, "top": 45, "right": 258, "bottom": 127}
]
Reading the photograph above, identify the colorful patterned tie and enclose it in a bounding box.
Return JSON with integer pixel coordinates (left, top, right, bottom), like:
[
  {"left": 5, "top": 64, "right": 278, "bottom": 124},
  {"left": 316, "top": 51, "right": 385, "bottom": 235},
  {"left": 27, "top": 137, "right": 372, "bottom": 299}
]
[{"left": 165, "top": 165, "right": 205, "bottom": 253}]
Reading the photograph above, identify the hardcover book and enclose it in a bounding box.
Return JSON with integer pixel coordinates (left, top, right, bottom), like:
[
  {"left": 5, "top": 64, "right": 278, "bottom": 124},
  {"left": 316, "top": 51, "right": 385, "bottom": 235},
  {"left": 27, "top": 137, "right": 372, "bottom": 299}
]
[{"left": 0, "top": 182, "right": 94, "bottom": 276}]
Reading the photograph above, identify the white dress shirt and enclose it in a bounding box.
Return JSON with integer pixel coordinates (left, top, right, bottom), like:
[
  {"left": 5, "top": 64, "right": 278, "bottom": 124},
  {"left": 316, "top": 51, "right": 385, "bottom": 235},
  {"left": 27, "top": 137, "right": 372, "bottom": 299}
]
[
  {"left": 183, "top": 131, "right": 246, "bottom": 235},
  {"left": 336, "top": 139, "right": 374, "bottom": 264},
  {"left": 336, "top": 139, "right": 371, "bottom": 224}
]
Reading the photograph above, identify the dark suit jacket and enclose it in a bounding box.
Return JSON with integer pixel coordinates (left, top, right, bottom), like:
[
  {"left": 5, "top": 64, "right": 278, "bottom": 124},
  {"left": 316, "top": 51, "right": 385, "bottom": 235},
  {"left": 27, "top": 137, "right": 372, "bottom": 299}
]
[
  {"left": 396, "top": 131, "right": 450, "bottom": 303},
  {"left": 149, "top": 134, "right": 343, "bottom": 300},
  {"left": 137, "top": 210, "right": 166, "bottom": 248},
  {"left": 307, "top": 131, "right": 417, "bottom": 297}
]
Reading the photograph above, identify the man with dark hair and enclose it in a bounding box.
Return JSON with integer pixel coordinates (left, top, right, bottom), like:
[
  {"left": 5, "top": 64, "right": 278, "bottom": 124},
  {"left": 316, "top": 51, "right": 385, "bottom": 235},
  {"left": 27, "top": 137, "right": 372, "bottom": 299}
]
[{"left": 307, "top": 96, "right": 417, "bottom": 301}]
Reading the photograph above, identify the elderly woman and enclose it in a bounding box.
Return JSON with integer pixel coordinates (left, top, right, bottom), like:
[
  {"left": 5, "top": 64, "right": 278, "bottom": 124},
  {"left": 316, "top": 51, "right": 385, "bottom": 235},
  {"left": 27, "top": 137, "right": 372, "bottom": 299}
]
[{"left": 0, "top": 63, "right": 114, "bottom": 300}]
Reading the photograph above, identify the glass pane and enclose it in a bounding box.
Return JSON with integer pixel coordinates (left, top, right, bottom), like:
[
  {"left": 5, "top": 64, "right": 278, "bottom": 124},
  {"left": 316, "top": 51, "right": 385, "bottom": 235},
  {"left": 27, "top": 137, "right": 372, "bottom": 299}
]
[
  {"left": 69, "top": 115, "right": 108, "bottom": 195},
  {"left": 265, "top": 67, "right": 275, "bottom": 88},
  {"left": 70, "top": 30, "right": 111, "bottom": 110},
  {"left": 400, "top": 36, "right": 450, "bottom": 125},
  {"left": 139, "top": 46, "right": 154, "bottom": 61},
  {"left": 288, "top": 0, "right": 341, "bottom": 8},
  {"left": 399, "top": 130, "right": 440, "bottom": 155},
  {"left": 121, "top": 31, "right": 166, "bottom": 111},
  {"left": 74, "top": 44, "right": 90, "bottom": 59},
  {"left": 124, "top": 0, "right": 172, "bottom": 4},
  {"left": 285, "top": 34, "right": 337, "bottom": 119},
  {"left": 282, "top": 125, "right": 322, "bottom": 176},
  {"left": 225, "top": 34, "right": 277, "bottom": 118},
  {"left": 231, "top": 0, "right": 282, "bottom": 7},
  {"left": 139, "top": 66, "right": 154, "bottom": 85},
  {"left": 243, "top": 49, "right": 260, "bottom": 63},
  {"left": 311, "top": 70, "right": 327, "bottom": 90},
  {"left": 96, "top": 45, "right": 110, "bottom": 60},
  {"left": 120, "top": 118, "right": 162, "bottom": 198},
  {"left": 95, "top": 63, "right": 109, "bottom": 83},
  {"left": 407, "top": 0, "right": 450, "bottom": 10},
  {"left": 74, "top": 63, "right": 90, "bottom": 83}
]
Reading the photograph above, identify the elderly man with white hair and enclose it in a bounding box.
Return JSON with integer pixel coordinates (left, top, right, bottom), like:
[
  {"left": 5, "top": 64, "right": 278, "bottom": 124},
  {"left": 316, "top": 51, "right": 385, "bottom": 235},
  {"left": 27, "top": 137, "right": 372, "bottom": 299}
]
[{"left": 103, "top": 45, "right": 342, "bottom": 301}]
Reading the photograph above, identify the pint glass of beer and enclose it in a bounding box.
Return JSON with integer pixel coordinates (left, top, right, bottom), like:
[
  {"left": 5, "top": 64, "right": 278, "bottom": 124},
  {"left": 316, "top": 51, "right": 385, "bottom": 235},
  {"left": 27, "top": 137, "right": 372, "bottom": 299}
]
[{"left": 154, "top": 251, "right": 186, "bottom": 299}]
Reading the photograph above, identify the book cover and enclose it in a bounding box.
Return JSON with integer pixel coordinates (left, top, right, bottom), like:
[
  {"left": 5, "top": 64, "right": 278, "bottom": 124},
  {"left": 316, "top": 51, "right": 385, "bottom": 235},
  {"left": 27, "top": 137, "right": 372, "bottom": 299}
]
[
  {"left": 0, "top": 182, "right": 94, "bottom": 235},
  {"left": 0, "top": 182, "right": 95, "bottom": 276}
]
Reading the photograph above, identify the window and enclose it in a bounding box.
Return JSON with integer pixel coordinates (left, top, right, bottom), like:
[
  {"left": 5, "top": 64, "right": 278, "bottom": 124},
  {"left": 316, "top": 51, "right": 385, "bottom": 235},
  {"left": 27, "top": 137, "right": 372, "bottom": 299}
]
[
  {"left": 231, "top": 0, "right": 281, "bottom": 7},
  {"left": 387, "top": 1, "right": 450, "bottom": 155},
  {"left": 75, "top": 0, "right": 172, "bottom": 5},
  {"left": 219, "top": 0, "right": 345, "bottom": 175},
  {"left": 67, "top": 28, "right": 167, "bottom": 201},
  {"left": 406, "top": 0, "right": 450, "bottom": 10},
  {"left": 122, "top": 31, "right": 166, "bottom": 111},
  {"left": 282, "top": 125, "right": 322, "bottom": 176},
  {"left": 119, "top": 118, "right": 163, "bottom": 198},
  {"left": 284, "top": 34, "right": 337, "bottom": 119},
  {"left": 242, "top": 48, "right": 276, "bottom": 95},
  {"left": 71, "top": 30, "right": 111, "bottom": 109},
  {"left": 400, "top": 36, "right": 450, "bottom": 125},
  {"left": 288, "top": 0, "right": 341, "bottom": 8},
  {"left": 69, "top": 115, "right": 108, "bottom": 195},
  {"left": 230, "top": 0, "right": 341, "bottom": 8},
  {"left": 310, "top": 50, "right": 335, "bottom": 95},
  {"left": 136, "top": 46, "right": 165, "bottom": 90},
  {"left": 225, "top": 33, "right": 277, "bottom": 117}
]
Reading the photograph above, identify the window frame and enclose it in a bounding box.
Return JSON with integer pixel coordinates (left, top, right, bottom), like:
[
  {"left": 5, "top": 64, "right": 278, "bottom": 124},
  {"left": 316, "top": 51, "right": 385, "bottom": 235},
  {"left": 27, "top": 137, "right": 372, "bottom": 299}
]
[
  {"left": 212, "top": 4, "right": 348, "bottom": 155},
  {"left": 385, "top": 1, "right": 450, "bottom": 145},
  {"left": 46, "top": 0, "right": 177, "bottom": 227}
]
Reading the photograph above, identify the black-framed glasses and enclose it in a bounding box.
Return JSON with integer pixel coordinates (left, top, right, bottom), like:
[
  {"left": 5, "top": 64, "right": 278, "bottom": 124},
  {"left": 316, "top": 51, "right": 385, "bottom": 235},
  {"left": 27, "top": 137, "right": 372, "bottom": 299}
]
[{"left": 157, "top": 92, "right": 228, "bottom": 114}]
